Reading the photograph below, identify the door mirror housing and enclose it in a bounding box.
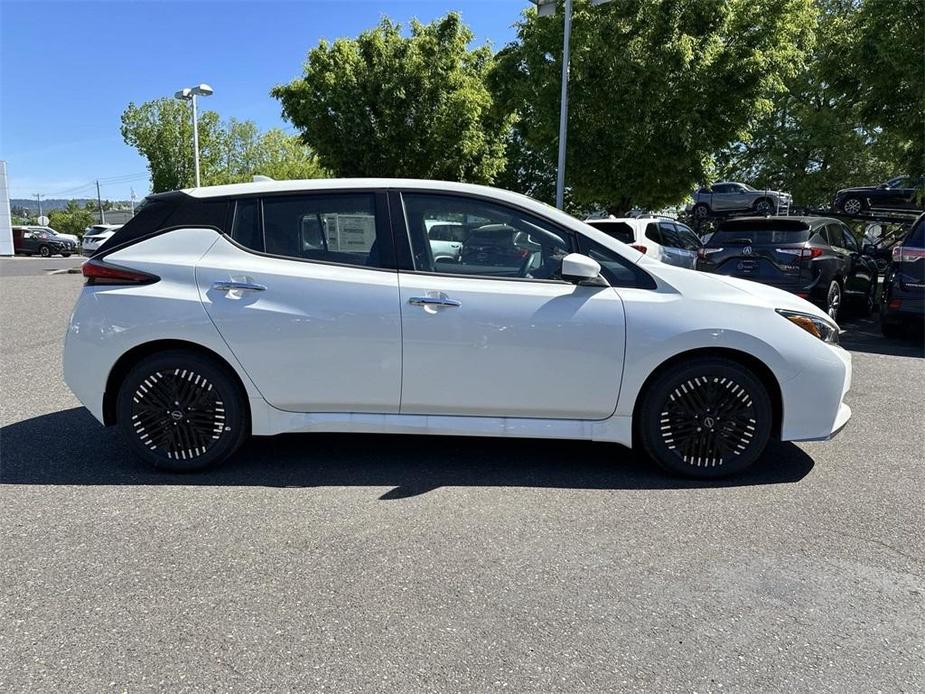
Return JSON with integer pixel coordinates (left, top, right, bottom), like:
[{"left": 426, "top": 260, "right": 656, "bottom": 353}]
[{"left": 561, "top": 253, "right": 606, "bottom": 285}]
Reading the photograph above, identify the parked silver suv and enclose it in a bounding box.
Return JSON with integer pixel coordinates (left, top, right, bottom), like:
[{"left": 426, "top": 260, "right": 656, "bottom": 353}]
[{"left": 691, "top": 181, "right": 792, "bottom": 218}]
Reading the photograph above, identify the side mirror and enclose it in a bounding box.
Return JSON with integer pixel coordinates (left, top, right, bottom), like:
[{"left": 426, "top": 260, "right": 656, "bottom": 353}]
[{"left": 561, "top": 253, "right": 605, "bottom": 285}]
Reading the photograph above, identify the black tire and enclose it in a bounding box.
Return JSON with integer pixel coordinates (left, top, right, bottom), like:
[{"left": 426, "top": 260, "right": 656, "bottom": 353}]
[
  {"left": 858, "top": 281, "right": 876, "bottom": 317},
  {"left": 824, "top": 279, "right": 842, "bottom": 321},
  {"left": 61, "top": 253, "right": 71, "bottom": 258},
  {"left": 115, "top": 349, "right": 249, "bottom": 472},
  {"left": 840, "top": 197, "right": 866, "bottom": 216},
  {"left": 880, "top": 319, "right": 903, "bottom": 338},
  {"left": 38, "top": 245, "right": 50, "bottom": 257},
  {"left": 693, "top": 203, "right": 710, "bottom": 219},
  {"left": 637, "top": 357, "right": 773, "bottom": 479},
  {"left": 752, "top": 197, "right": 774, "bottom": 215}
]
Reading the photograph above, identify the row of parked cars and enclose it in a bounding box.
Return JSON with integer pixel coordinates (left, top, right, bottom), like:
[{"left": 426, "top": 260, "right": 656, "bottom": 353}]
[
  {"left": 10, "top": 224, "right": 122, "bottom": 257},
  {"left": 584, "top": 213, "right": 923, "bottom": 337},
  {"left": 689, "top": 176, "right": 924, "bottom": 218}
]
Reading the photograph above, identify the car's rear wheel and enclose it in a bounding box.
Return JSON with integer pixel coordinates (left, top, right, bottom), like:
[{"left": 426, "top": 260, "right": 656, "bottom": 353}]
[
  {"left": 825, "top": 280, "right": 842, "bottom": 320},
  {"left": 116, "top": 350, "right": 249, "bottom": 472},
  {"left": 39, "top": 245, "right": 50, "bottom": 257},
  {"left": 638, "top": 357, "right": 773, "bottom": 478},
  {"left": 693, "top": 203, "right": 710, "bottom": 219},
  {"left": 841, "top": 197, "right": 865, "bottom": 216},
  {"left": 61, "top": 253, "right": 71, "bottom": 258}
]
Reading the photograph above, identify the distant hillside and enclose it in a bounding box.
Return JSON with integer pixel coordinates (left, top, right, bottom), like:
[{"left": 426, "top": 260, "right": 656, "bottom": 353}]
[{"left": 12, "top": 198, "right": 133, "bottom": 212}]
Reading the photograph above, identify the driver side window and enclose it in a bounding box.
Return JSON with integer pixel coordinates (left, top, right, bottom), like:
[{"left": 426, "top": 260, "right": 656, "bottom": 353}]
[{"left": 402, "top": 193, "right": 574, "bottom": 281}]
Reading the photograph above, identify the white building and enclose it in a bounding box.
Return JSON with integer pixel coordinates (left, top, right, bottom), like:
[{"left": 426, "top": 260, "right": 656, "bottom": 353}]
[{"left": 0, "top": 161, "right": 13, "bottom": 256}]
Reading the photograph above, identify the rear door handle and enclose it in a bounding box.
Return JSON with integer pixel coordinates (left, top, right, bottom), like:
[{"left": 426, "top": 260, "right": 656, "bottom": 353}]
[
  {"left": 212, "top": 281, "right": 267, "bottom": 292},
  {"left": 408, "top": 296, "right": 461, "bottom": 308}
]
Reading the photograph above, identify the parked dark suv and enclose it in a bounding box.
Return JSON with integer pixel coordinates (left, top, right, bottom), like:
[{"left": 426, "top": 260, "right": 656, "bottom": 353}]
[
  {"left": 696, "top": 216, "right": 878, "bottom": 320},
  {"left": 12, "top": 226, "right": 77, "bottom": 257},
  {"left": 880, "top": 213, "right": 924, "bottom": 337}
]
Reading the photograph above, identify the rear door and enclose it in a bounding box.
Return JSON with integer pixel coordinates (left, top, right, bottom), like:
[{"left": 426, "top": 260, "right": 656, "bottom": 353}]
[
  {"left": 832, "top": 222, "right": 874, "bottom": 296},
  {"left": 658, "top": 222, "right": 699, "bottom": 268},
  {"left": 196, "top": 191, "right": 403, "bottom": 413}
]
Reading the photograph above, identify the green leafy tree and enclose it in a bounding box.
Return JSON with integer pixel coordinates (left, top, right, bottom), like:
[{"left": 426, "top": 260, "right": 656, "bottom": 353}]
[
  {"left": 853, "top": 0, "right": 925, "bottom": 175},
  {"left": 210, "top": 121, "right": 327, "bottom": 185},
  {"left": 716, "top": 0, "right": 905, "bottom": 207},
  {"left": 121, "top": 98, "right": 224, "bottom": 192},
  {"left": 493, "top": 0, "right": 816, "bottom": 214},
  {"left": 122, "top": 100, "right": 326, "bottom": 191},
  {"left": 48, "top": 200, "right": 95, "bottom": 237},
  {"left": 272, "top": 12, "right": 512, "bottom": 182}
]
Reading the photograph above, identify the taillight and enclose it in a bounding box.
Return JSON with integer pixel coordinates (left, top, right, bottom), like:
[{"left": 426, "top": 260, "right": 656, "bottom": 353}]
[
  {"left": 630, "top": 244, "right": 647, "bottom": 254},
  {"left": 893, "top": 246, "right": 925, "bottom": 263},
  {"left": 82, "top": 257, "right": 160, "bottom": 286}
]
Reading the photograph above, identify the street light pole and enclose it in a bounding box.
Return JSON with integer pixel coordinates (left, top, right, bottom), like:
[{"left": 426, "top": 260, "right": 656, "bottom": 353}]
[
  {"left": 191, "top": 92, "right": 201, "bottom": 188},
  {"left": 555, "top": 0, "right": 572, "bottom": 210},
  {"left": 175, "top": 84, "right": 213, "bottom": 188}
]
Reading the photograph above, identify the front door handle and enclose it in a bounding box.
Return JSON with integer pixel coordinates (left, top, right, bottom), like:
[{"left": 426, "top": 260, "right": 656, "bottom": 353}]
[
  {"left": 408, "top": 296, "right": 461, "bottom": 308},
  {"left": 212, "top": 280, "right": 267, "bottom": 292}
]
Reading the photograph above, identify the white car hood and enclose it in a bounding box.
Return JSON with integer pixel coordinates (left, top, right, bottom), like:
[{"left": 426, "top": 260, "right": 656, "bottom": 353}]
[{"left": 638, "top": 257, "right": 833, "bottom": 323}]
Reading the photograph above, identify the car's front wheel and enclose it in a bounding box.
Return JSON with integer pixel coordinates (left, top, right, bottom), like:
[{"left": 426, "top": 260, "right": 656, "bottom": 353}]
[
  {"left": 38, "top": 245, "right": 50, "bottom": 257},
  {"left": 752, "top": 198, "right": 774, "bottom": 215},
  {"left": 115, "top": 349, "right": 249, "bottom": 472},
  {"left": 638, "top": 357, "right": 773, "bottom": 478},
  {"left": 693, "top": 203, "right": 710, "bottom": 219}
]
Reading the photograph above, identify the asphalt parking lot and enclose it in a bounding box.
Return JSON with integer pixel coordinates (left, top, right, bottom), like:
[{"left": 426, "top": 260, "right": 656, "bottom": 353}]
[{"left": 1, "top": 257, "right": 922, "bottom": 692}]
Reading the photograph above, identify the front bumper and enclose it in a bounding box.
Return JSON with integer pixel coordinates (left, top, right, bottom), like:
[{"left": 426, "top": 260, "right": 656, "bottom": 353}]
[{"left": 780, "top": 344, "right": 852, "bottom": 442}]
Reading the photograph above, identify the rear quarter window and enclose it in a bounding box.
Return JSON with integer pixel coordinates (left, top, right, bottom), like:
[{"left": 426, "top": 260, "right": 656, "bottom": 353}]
[
  {"left": 906, "top": 217, "right": 924, "bottom": 247},
  {"left": 585, "top": 221, "right": 634, "bottom": 245}
]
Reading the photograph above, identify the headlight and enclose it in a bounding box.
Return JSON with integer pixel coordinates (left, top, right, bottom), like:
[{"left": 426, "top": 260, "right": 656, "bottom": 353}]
[{"left": 776, "top": 309, "right": 840, "bottom": 345}]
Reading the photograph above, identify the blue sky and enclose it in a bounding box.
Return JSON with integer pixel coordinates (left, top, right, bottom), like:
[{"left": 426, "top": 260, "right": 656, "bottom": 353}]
[{"left": 1, "top": 0, "right": 524, "bottom": 201}]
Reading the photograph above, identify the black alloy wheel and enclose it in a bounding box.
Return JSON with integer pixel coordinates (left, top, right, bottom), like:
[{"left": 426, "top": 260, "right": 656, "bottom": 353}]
[
  {"left": 639, "top": 357, "right": 773, "bottom": 478},
  {"left": 825, "top": 280, "right": 842, "bottom": 321},
  {"left": 693, "top": 203, "right": 710, "bottom": 219},
  {"left": 39, "top": 245, "right": 50, "bottom": 257},
  {"left": 841, "top": 197, "right": 865, "bottom": 216},
  {"left": 116, "top": 350, "right": 248, "bottom": 471}
]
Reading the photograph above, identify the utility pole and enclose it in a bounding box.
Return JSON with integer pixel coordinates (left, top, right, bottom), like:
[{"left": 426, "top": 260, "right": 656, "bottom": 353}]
[
  {"left": 34, "top": 193, "right": 42, "bottom": 220},
  {"left": 130, "top": 188, "right": 136, "bottom": 215},
  {"left": 96, "top": 180, "right": 105, "bottom": 224}
]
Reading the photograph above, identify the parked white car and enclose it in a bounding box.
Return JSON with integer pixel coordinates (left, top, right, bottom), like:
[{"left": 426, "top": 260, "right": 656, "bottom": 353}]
[
  {"left": 64, "top": 179, "right": 851, "bottom": 479},
  {"left": 81, "top": 224, "right": 122, "bottom": 256},
  {"left": 584, "top": 216, "right": 701, "bottom": 269}
]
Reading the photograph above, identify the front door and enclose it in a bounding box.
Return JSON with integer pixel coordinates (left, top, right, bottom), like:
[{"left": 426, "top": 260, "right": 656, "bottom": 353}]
[
  {"left": 395, "top": 192, "right": 626, "bottom": 420},
  {"left": 196, "top": 192, "right": 402, "bottom": 413}
]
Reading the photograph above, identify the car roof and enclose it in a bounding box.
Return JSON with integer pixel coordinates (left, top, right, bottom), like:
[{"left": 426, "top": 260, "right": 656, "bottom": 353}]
[{"left": 175, "top": 177, "right": 532, "bottom": 202}]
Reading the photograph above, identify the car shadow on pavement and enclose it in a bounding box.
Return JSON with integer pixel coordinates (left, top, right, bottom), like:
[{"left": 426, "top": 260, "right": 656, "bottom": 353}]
[
  {"left": 839, "top": 314, "right": 924, "bottom": 358},
  {"left": 1, "top": 408, "right": 815, "bottom": 497}
]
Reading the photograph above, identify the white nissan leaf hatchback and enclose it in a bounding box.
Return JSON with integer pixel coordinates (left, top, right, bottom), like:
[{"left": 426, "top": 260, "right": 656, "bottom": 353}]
[{"left": 64, "top": 179, "right": 852, "bottom": 478}]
